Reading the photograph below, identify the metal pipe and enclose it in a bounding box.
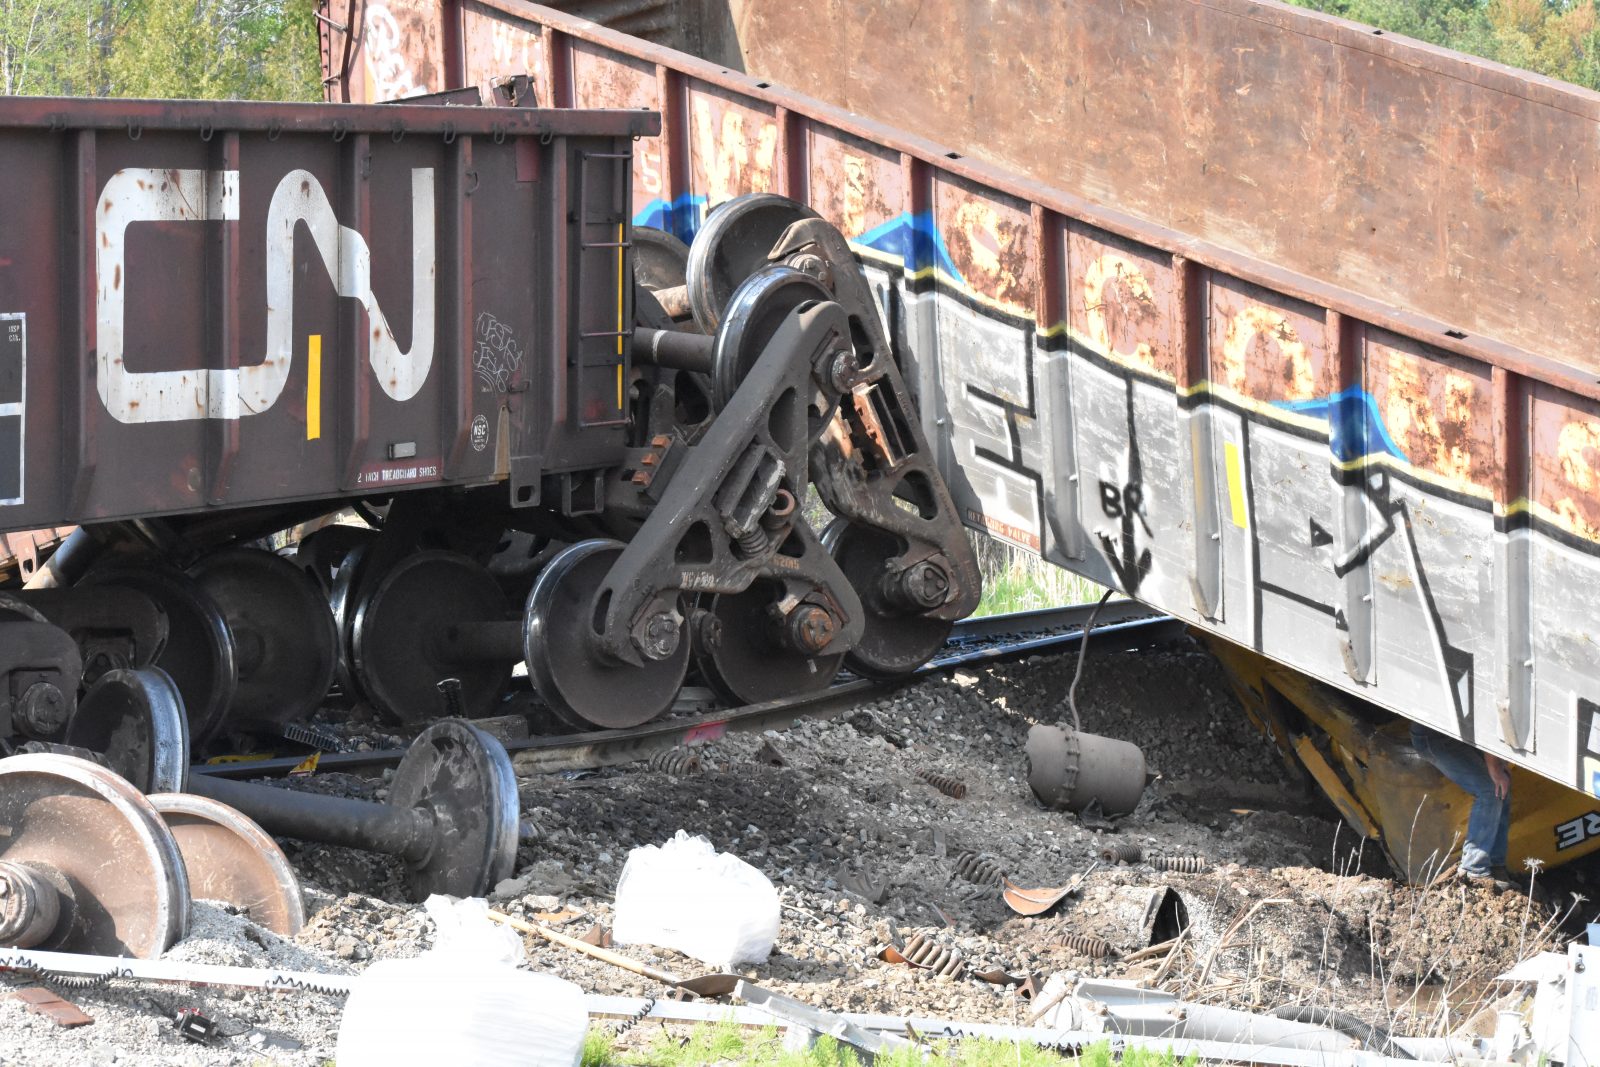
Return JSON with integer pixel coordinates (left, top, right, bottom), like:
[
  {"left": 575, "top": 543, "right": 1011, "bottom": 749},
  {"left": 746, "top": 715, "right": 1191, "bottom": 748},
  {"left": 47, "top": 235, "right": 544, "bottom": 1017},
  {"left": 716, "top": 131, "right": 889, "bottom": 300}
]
[
  {"left": 186, "top": 775, "right": 436, "bottom": 866},
  {"left": 632, "top": 327, "right": 714, "bottom": 373}
]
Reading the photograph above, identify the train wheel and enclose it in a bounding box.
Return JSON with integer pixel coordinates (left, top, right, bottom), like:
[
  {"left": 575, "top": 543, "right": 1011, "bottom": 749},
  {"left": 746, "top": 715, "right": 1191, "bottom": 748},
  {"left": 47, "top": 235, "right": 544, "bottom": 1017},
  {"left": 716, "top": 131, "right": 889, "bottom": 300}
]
[
  {"left": 692, "top": 584, "right": 844, "bottom": 705},
  {"left": 822, "top": 520, "right": 954, "bottom": 678},
  {"left": 686, "top": 193, "right": 819, "bottom": 333},
  {"left": 634, "top": 225, "right": 692, "bottom": 294},
  {"left": 62, "top": 667, "right": 189, "bottom": 794},
  {"left": 149, "top": 793, "right": 305, "bottom": 936},
  {"left": 524, "top": 540, "right": 688, "bottom": 731},
  {"left": 328, "top": 544, "right": 370, "bottom": 704},
  {"left": 81, "top": 565, "right": 237, "bottom": 749},
  {"left": 349, "top": 552, "right": 513, "bottom": 726},
  {"left": 0, "top": 752, "right": 189, "bottom": 958},
  {"left": 709, "top": 265, "right": 833, "bottom": 411},
  {"left": 188, "top": 548, "right": 337, "bottom": 734}
]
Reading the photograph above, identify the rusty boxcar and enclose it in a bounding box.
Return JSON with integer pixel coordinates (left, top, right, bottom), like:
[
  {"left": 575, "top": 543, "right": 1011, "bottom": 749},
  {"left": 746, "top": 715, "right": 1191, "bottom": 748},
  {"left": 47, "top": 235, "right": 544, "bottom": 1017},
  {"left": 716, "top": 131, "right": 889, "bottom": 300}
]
[{"left": 317, "top": 0, "right": 1600, "bottom": 820}]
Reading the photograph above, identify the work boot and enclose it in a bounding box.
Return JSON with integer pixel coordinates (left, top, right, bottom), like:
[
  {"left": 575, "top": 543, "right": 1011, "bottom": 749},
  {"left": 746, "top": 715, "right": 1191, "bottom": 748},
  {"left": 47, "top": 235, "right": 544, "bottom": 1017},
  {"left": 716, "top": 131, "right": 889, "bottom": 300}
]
[{"left": 1463, "top": 868, "right": 1512, "bottom": 891}]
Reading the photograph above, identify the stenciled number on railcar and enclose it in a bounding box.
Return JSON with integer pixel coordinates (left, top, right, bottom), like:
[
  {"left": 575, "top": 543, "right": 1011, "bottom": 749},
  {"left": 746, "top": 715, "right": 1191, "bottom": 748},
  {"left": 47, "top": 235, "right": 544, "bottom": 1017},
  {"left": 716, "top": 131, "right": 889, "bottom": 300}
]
[{"left": 96, "top": 167, "right": 436, "bottom": 424}]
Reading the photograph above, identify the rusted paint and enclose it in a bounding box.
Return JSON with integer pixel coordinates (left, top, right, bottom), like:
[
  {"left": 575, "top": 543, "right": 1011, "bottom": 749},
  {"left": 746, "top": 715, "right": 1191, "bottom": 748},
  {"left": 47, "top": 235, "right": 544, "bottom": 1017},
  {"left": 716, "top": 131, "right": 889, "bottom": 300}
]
[
  {"left": 1531, "top": 384, "right": 1600, "bottom": 542},
  {"left": 806, "top": 126, "right": 902, "bottom": 243},
  {"left": 1363, "top": 332, "right": 1495, "bottom": 492},
  {"left": 932, "top": 175, "right": 1034, "bottom": 316},
  {"left": 1206, "top": 277, "right": 1332, "bottom": 406},
  {"left": 686, "top": 84, "right": 778, "bottom": 213},
  {"left": 1068, "top": 226, "right": 1176, "bottom": 381}
]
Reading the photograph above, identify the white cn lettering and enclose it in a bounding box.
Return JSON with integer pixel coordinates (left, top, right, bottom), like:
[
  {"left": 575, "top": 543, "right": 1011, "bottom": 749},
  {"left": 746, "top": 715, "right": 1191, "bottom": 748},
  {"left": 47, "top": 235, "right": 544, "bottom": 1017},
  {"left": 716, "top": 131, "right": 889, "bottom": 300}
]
[{"left": 96, "top": 167, "right": 436, "bottom": 423}]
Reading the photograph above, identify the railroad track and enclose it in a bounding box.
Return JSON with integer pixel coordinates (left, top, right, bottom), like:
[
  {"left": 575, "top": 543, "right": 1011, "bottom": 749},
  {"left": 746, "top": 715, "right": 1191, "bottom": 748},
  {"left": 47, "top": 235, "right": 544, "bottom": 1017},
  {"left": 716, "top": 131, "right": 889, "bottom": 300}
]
[{"left": 193, "top": 599, "right": 1182, "bottom": 781}]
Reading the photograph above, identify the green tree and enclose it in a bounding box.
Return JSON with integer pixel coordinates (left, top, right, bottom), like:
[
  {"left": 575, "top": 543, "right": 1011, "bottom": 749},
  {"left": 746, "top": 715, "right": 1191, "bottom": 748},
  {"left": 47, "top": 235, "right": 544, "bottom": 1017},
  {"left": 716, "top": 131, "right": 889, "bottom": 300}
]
[
  {"left": 105, "top": 0, "right": 318, "bottom": 99},
  {"left": 1286, "top": 0, "right": 1600, "bottom": 91}
]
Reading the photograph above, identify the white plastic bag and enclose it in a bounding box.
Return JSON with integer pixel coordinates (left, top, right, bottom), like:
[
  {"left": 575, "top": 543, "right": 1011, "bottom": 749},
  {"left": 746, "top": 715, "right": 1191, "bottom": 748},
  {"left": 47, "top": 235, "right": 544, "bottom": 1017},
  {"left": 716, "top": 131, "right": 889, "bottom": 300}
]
[
  {"left": 336, "top": 895, "right": 588, "bottom": 1067},
  {"left": 612, "top": 831, "right": 779, "bottom": 969}
]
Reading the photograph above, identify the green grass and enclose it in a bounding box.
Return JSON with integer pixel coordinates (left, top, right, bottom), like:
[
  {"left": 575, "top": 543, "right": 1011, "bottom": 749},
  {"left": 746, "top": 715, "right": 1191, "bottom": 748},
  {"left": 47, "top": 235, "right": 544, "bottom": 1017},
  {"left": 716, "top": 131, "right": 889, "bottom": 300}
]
[
  {"left": 583, "top": 1017, "right": 1200, "bottom": 1067},
  {"left": 968, "top": 532, "right": 1109, "bottom": 617}
]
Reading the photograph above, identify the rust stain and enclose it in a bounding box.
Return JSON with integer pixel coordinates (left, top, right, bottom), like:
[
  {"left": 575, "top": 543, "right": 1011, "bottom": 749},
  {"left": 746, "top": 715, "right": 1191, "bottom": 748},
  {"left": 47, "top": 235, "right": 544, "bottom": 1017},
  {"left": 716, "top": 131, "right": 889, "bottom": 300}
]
[
  {"left": 689, "top": 91, "right": 778, "bottom": 207},
  {"left": 1367, "top": 334, "right": 1492, "bottom": 488}
]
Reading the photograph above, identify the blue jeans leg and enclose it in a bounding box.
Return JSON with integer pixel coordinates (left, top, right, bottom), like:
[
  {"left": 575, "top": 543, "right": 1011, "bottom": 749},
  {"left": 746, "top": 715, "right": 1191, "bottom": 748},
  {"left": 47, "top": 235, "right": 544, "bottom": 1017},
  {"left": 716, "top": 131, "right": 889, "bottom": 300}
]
[{"left": 1411, "top": 726, "right": 1509, "bottom": 877}]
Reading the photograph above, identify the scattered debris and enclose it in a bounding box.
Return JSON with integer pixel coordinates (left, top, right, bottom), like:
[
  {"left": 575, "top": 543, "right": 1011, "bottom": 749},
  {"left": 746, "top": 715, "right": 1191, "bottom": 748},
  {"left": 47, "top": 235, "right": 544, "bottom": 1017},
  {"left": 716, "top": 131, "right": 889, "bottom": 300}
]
[
  {"left": 1056, "top": 932, "right": 1113, "bottom": 959},
  {"left": 950, "top": 850, "right": 1006, "bottom": 888},
  {"left": 1099, "top": 840, "right": 1143, "bottom": 864},
  {"left": 1001, "top": 866, "right": 1094, "bottom": 917},
  {"left": 838, "top": 868, "right": 888, "bottom": 904},
  {"left": 647, "top": 748, "right": 703, "bottom": 776},
  {"left": 881, "top": 932, "right": 966, "bottom": 978},
  {"left": 915, "top": 767, "right": 968, "bottom": 799},
  {"left": 489, "top": 908, "right": 741, "bottom": 999},
  {"left": 10, "top": 987, "right": 92, "bottom": 1027}
]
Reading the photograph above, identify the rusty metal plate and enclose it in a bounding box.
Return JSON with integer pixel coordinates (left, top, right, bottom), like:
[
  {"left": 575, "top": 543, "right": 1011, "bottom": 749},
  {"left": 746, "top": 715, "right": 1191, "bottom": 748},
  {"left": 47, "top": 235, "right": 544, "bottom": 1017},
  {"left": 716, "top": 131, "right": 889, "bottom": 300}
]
[{"left": 11, "top": 987, "right": 93, "bottom": 1027}]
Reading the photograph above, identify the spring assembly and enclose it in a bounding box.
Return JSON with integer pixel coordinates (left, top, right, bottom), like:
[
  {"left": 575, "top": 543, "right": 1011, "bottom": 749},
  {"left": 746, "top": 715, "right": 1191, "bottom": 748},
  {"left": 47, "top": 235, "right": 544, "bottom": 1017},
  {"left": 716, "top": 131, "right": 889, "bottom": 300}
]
[
  {"left": 916, "top": 768, "right": 968, "bottom": 799},
  {"left": 610, "top": 994, "right": 657, "bottom": 1038},
  {"left": 1150, "top": 854, "right": 1208, "bottom": 874},
  {"left": 1056, "top": 933, "right": 1113, "bottom": 959},
  {"left": 734, "top": 527, "right": 769, "bottom": 558},
  {"left": 646, "top": 748, "right": 702, "bottom": 776},
  {"left": 1099, "top": 841, "right": 1143, "bottom": 865},
  {"left": 900, "top": 933, "right": 965, "bottom": 978},
  {"left": 951, "top": 850, "right": 1006, "bottom": 887}
]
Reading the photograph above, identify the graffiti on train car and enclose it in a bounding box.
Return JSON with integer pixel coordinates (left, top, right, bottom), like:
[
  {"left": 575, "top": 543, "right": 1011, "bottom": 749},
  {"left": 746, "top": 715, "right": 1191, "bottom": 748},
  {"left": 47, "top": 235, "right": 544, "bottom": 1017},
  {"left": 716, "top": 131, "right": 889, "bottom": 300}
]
[{"left": 97, "top": 167, "right": 437, "bottom": 424}]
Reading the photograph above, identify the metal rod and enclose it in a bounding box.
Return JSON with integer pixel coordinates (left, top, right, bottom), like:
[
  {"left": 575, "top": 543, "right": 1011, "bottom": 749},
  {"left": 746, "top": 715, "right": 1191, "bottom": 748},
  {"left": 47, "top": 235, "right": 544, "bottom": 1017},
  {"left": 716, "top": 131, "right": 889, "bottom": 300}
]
[
  {"left": 185, "top": 774, "right": 435, "bottom": 866},
  {"left": 632, "top": 327, "right": 714, "bottom": 373}
]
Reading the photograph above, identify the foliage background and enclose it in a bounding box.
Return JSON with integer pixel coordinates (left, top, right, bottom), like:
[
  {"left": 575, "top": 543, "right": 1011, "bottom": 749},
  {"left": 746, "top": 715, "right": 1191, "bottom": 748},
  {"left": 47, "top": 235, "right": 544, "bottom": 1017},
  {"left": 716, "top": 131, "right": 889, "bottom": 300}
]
[
  {"left": 1283, "top": 0, "right": 1600, "bottom": 88},
  {"left": 1, "top": 0, "right": 318, "bottom": 98}
]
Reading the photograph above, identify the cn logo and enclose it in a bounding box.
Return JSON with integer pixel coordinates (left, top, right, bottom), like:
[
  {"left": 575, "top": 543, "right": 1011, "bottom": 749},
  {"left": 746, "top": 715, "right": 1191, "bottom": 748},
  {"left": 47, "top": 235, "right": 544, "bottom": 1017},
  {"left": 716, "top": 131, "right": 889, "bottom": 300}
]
[{"left": 96, "top": 167, "right": 436, "bottom": 424}]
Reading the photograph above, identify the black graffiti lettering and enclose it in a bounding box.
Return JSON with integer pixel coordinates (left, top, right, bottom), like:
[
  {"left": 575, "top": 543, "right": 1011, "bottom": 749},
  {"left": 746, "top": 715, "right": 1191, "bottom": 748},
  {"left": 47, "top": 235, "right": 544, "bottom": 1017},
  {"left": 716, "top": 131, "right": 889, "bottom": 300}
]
[{"left": 1099, "top": 481, "right": 1123, "bottom": 518}]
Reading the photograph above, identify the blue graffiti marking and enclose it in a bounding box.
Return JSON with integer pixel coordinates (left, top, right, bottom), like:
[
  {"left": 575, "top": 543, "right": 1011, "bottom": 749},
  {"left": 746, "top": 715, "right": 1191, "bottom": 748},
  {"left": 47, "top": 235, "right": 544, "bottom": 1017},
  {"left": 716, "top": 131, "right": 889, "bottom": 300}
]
[
  {"left": 852, "top": 211, "right": 965, "bottom": 285},
  {"left": 633, "top": 194, "right": 708, "bottom": 245},
  {"left": 1277, "top": 387, "right": 1408, "bottom": 465}
]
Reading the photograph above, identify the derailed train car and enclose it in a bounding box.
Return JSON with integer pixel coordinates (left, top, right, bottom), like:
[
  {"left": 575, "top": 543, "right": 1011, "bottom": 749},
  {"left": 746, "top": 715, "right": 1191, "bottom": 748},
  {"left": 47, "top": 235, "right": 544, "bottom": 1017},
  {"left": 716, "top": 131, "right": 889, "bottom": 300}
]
[
  {"left": 0, "top": 95, "right": 981, "bottom": 762},
  {"left": 312, "top": 0, "right": 1600, "bottom": 844}
]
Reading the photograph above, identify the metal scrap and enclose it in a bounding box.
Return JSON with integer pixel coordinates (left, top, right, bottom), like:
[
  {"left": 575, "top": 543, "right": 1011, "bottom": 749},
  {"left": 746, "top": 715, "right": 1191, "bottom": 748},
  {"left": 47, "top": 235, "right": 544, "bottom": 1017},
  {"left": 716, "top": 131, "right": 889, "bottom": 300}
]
[
  {"left": 10, "top": 987, "right": 92, "bottom": 1027},
  {"left": 915, "top": 768, "right": 968, "bottom": 799},
  {"left": 1001, "top": 864, "right": 1096, "bottom": 917},
  {"left": 880, "top": 932, "right": 966, "bottom": 978},
  {"left": 950, "top": 850, "right": 1005, "bottom": 887}
]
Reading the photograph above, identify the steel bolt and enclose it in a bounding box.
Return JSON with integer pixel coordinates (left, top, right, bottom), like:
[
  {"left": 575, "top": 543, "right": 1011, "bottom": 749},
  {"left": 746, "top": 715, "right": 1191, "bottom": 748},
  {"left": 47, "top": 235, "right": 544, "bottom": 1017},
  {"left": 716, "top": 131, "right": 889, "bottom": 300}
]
[
  {"left": 895, "top": 560, "right": 951, "bottom": 610},
  {"left": 15, "top": 682, "right": 68, "bottom": 737},
  {"left": 634, "top": 611, "right": 683, "bottom": 661},
  {"left": 694, "top": 612, "right": 724, "bottom": 653},
  {"left": 828, "top": 349, "right": 857, "bottom": 392},
  {"left": 786, "top": 604, "right": 838, "bottom": 655}
]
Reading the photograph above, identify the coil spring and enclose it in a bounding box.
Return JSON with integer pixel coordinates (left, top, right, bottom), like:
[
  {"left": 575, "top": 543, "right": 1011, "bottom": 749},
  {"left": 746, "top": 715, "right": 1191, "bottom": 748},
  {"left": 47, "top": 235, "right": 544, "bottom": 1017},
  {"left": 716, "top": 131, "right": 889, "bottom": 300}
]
[
  {"left": 1057, "top": 933, "right": 1113, "bottom": 959},
  {"left": 647, "top": 748, "right": 702, "bottom": 776},
  {"left": 734, "top": 527, "right": 769, "bottom": 557},
  {"left": 260, "top": 973, "right": 353, "bottom": 997},
  {"left": 5, "top": 963, "right": 121, "bottom": 991},
  {"left": 610, "top": 995, "right": 657, "bottom": 1038},
  {"left": 951, "top": 850, "right": 1006, "bottom": 887},
  {"left": 1150, "top": 854, "right": 1207, "bottom": 874},
  {"left": 901, "top": 933, "right": 965, "bottom": 977},
  {"left": 916, "top": 768, "right": 968, "bottom": 799},
  {"left": 1099, "top": 841, "right": 1143, "bottom": 865}
]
